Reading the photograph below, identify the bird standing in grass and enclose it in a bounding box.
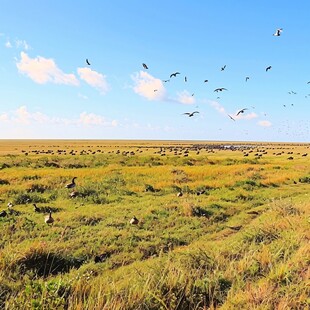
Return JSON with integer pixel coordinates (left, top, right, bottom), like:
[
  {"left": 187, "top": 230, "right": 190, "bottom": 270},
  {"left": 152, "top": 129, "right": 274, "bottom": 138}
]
[
  {"left": 65, "top": 177, "right": 77, "bottom": 189},
  {"left": 130, "top": 216, "right": 139, "bottom": 225},
  {"left": 45, "top": 211, "right": 54, "bottom": 224},
  {"left": 33, "top": 203, "right": 41, "bottom": 212}
]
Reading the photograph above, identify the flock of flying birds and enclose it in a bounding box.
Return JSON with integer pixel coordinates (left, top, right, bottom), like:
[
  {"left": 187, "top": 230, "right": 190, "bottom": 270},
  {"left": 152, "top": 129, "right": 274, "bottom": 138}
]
[{"left": 86, "top": 27, "right": 309, "bottom": 126}]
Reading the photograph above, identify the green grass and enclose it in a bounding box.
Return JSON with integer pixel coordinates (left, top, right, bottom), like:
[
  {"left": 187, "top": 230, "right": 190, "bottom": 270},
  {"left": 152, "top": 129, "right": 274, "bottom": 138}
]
[{"left": 0, "top": 140, "right": 309, "bottom": 309}]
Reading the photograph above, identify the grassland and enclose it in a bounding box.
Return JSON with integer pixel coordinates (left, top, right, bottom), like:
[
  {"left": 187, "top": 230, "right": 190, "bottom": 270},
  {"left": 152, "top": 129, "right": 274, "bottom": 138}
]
[{"left": 0, "top": 140, "right": 309, "bottom": 309}]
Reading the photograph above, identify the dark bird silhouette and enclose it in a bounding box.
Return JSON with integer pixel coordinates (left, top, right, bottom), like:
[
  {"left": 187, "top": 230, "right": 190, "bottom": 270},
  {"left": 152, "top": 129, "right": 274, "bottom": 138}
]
[
  {"left": 273, "top": 28, "right": 283, "bottom": 36},
  {"left": 170, "top": 72, "right": 180, "bottom": 78},
  {"left": 204, "top": 79, "right": 209, "bottom": 83},
  {"left": 65, "top": 177, "right": 77, "bottom": 189},
  {"left": 162, "top": 79, "right": 170, "bottom": 83},
  {"left": 221, "top": 65, "right": 226, "bottom": 71},
  {"left": 86, "top": 59, "right": 91, "bottom": 66},
  {"left": 142, "top": 63, "right": 148, "bottom": 69},
  {"left": 183, "top": 111, "right": 199, "bottom": 117},
  {"left": 236, "top": 108, "right": 248, "bottom": 116},
  {"left": 214, "top": 88, "right": 227, "bottom": 92},
  {"left": 70, "top": 191, "right": 79, "bottom": 198},
  {"left": 266, "top": 66, "right": 272, "bottom": 72},
  {"left": 246, "top": 77, "right": 249, "bottom": 82},
  {"left": 228, "top": 114, "right": 235, "bottom": 121},
  {"left": 184, "top": 76, "right": 187, "bottom": 82},
  {"left": 45, "top": 211, "right": 54, "bottom": 224},
  {"left": 33, "top": 203, "right": 41, "bottom": 212},
  {"left": 130, "top": 216, "right": 139, "bottom": 225},
  {"left": 307, "top": 81, "right": 310, "bottom": 84},
  {"left": 0, "top": 210, "right": 7, "bottom": 217}
]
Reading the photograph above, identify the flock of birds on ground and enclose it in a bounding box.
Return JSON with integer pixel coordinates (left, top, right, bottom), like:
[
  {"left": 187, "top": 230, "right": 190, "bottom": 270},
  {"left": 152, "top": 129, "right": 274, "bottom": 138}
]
[{"left": 1, "top": 142, "right": 309, "bottom": 226}]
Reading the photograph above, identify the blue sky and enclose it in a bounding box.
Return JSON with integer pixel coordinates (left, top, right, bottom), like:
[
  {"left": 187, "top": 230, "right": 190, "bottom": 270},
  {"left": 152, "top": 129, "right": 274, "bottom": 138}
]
[{"left": 0, "top": 1, "right": 310, "bottom": 141}]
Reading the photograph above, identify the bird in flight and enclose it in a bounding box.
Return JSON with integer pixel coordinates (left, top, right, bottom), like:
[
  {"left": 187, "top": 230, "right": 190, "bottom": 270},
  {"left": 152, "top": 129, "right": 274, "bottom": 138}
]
[
  {"left": 204, "top": 79, "right": 209, "bottom": 83},
  {"left": 273, "top": 28, "right": 283, "bottom": 36},
  {"left": 214, "top": 87, "right": 227, "bottom": 92},
  {"left": 221, "top": 65, "right": 226, "bottom": 71},
  {"left": 245, "top": 77, "right": 250, "bottom": 82},
  {"left": 185, "top": 76, "right": 187, "bottom": 82},
  {"left": 236, "top": 108, "right": 248, "bottom": 116},
  {"left": 266, "top": 66, "right": 272, "bottom": 72},
  {"left": 183, "top": 111, "right": 199, "bottom": 117},
  {"left": 86, "top": 59, "right": 91, "bottom": 66},
  {"left": 142, "top": 63, "right": 148, "bottom": 69},
  {"left": 170, "top": 72, "right": 180, "bottom": 78},
  {"left": 228, "top": 114, "right": 235, "bottom": 121},
  {"left": 162, "top": 79, "right": 170, "bottom": 83}
]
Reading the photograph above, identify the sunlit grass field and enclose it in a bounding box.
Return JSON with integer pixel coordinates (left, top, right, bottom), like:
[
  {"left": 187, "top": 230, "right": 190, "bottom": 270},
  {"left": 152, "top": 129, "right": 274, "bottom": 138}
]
[{"left": 0, "top": 140, "right": 309, "bottom": 309}]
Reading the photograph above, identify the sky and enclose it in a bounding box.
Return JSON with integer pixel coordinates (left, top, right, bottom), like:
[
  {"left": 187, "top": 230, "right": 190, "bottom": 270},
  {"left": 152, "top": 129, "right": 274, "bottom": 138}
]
[{"left": 0, "top": 1, "right": 310, "bottom": 142}]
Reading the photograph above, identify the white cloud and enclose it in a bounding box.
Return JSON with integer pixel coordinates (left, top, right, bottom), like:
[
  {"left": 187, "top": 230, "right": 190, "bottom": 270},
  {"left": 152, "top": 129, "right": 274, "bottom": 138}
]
[
  {"left": 176, "top": 91, "right": 195, "bottom": 105},
  {"left": 235, "top": 111, "right": 258, "bottom": 120},
  {"left": 14, "top": 106, "right": 31, "bottom": 124},
  {"left": 132, "top": 71, "right": 166, "bottom": 101},
  {"left": 78, "top": 112, "right": 114, "bottom": 126},
  {"left": 16, "top": 52, "right": 79, "bottom": 85},
  {"left": 78, "top": 93, "right": 88, "bottom": 100},
  {"left": 209, "top": 100, "right": 227, "bottom": 114},
  {"left": 258, "top": 120, "right": 272, "bottom": 127},
  {"left": 0, "top": 113, "right": 9, "bottom": 121},
  {"left": 5, "top": 41, "right": 12, "bottom": 48},
  {"left": 15, "top": 39, "right": 30, "bottom": 50},
  {"left": 2, "top": 106, "right": 117, "bottom": 128},
  {"left": 77, "top": 67, "right": 109, "bottom": 94}
]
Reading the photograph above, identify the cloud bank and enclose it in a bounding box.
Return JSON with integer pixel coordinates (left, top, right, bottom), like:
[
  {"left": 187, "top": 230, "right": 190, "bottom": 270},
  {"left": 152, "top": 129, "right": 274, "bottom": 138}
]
[
  {"left": 16, "top": 52, "right": 79, "bottom": 85},
  {"left": 77, "top": 67, "right": 109, "bottom": 94},
  {"left": 0, "top": 106, "right": 117, "bottom": 127},
  {"left": 132, "top": 71, "right": 166, "bottom": 101}
]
